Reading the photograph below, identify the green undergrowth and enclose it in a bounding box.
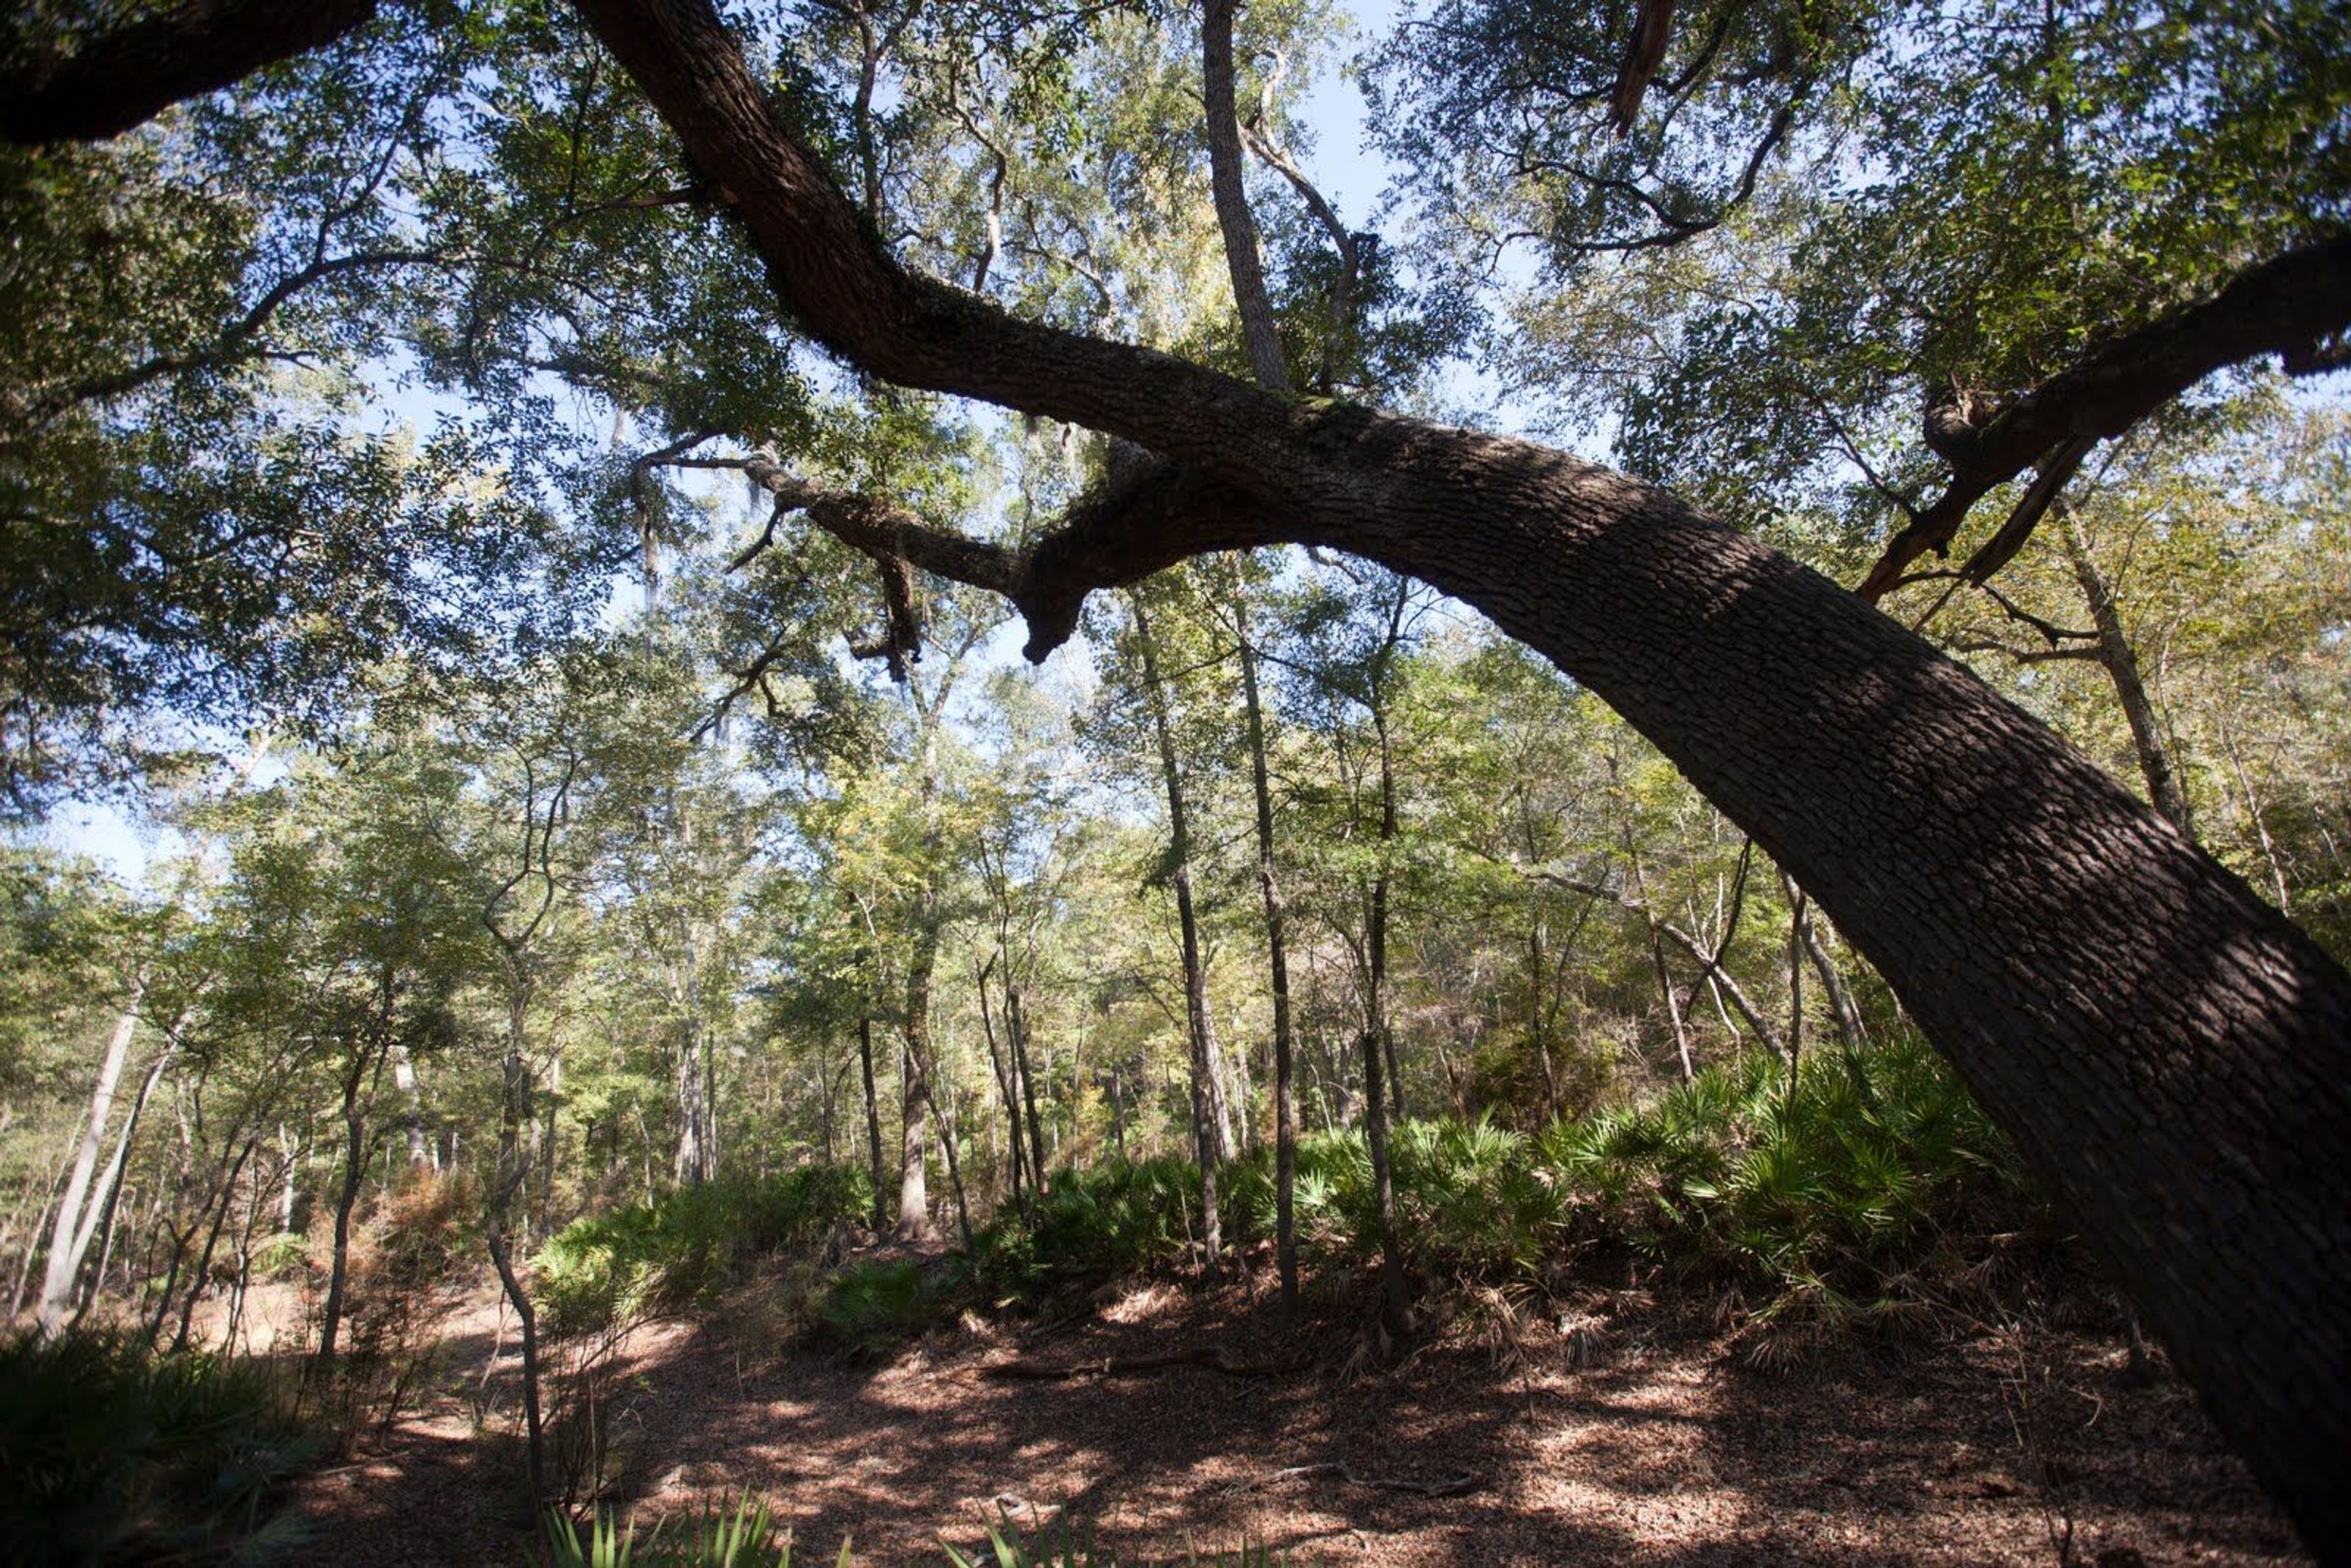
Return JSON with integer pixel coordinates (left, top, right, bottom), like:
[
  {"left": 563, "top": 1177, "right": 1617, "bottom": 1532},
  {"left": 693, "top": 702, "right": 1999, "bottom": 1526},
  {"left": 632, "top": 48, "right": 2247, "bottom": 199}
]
[
  {"left": 534, "top": 1035, "right": 2039, "bottom": 1367},
  {"left": 813, "top": 1255, "right": 962, "bottom": 1358},
  {"left": 978, "top": 1033, "right": 2036, "bottom": 1335},
  {"left": 968, "top": 1155, "right": 1204, "bottom": 1298},
  {"left": 0, "top": 1327, "right": 320, "bottom": 1565},
  {"left": 534, "top": 1166, "right": 872, "bottom": 1337}
]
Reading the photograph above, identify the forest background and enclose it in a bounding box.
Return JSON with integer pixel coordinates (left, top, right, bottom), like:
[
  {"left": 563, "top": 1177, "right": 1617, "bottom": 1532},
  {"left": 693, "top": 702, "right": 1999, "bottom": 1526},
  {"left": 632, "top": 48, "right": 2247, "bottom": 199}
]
[{"left": 1, "top": 0, "right": 2345, "bottom": 1558}]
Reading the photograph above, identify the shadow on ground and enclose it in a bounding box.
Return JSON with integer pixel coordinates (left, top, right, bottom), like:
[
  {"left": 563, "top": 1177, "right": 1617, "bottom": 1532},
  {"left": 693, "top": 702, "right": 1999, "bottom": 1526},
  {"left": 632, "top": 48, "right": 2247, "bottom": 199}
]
[{"left": 284, "top": 1262, "right": 2310, "bottom": 1567}]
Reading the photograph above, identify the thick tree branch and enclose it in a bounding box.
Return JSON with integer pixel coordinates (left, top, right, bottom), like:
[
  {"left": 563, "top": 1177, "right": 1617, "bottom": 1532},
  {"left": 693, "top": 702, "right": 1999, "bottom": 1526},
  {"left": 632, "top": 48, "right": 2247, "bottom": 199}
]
[
  {"left": 0, "top": 0, "right": 378, "bottom": 144},
  {"left": 1608, "top": 0, "right": 1678, "bottom": 135},
  {"left": 715, "top": 452, "right": 1273, "bottom": 663},
  {"left": 1860, "top": 232, "right": 2351, "bottom": 601},
  {"left": 569, "top": 0, "right": 1329, "bottom": 501}
]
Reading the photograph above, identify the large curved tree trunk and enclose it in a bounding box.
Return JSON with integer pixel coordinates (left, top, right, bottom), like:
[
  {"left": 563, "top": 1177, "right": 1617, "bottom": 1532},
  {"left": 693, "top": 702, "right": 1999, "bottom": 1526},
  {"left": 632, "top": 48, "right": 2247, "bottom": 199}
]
[
  {"left": 1348, "top": 427, "right": 2351, "bottom": 1545},
  {"left": 585, "top": 4, "right": 2351, "bottom": 1542}
]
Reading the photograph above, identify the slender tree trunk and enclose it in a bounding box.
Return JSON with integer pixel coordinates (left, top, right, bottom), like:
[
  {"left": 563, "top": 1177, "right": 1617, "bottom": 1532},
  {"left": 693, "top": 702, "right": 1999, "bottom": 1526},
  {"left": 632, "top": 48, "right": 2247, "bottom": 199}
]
[
  {"left": 1106, "top": 1066, "right": 1127, "bottom": 1158},
  {"left": 1359, "top": 700, "right": 1413, "bottom": 1336},
  {"left": 2060, "top": 508, "right": 2194, "bottom": 835},
  {"left": 486, "top": 992, "right": 547, "bottom": 1506},
  {"left": 171, "top": 1131, "right": 255, "bottom": 1354},
  {"left": 1528, "top": 919, "right": 1560, "bottom": 1119},
  {"left": 72, "top": 1043, "right": 177, "bottom": 1324},
  {"left": 36, "top": 985, "right": 141, "bottom": 1338},
  {"left": 1369, "top": 705, "right": 1405, "bottom": 1123},
  {"left": 222, "top": 1165, "right": 266, "bottom": 1351},
  {"left": 923, "top": 1053, "right": 973, "bottom": 1255},
  {"left": 277, "top": 1123, "right": 300, "bottom": 1232},
  {"left": 1797, "top": 901, "right": 1867, "bottom": 1054},
  {"left": 1646, "top": 924, "right": 1696, "bottom": 1079},
  {"left": 394, "top": 1042, "right": 430, "bottom": 1172},
  {"left": 976, "top": 961, "right": 1026, "bottom": 1204},
  {"left": 1237, "top": 594, "right": 1300, "bottom": 1316},
  {"left": 702, "top": 984, "right": 719, "bottom": 1183},
  {"left": 1783, "top": 883, "right": 1808, "bottom": 1108},
  {"left": 1131, "top": 592, "right": 1221, "bottom": 1266},
  {"left": 2217, "top": 720, "right": 2293, "bottom": 914},
  {"left": 1201, "top": 0, "right": 1288, "bottom": 392},
  {"left": 538, "top": 1049, "right": 561, "bottom": 1235},
  {"left": 858, "top": 1015, "right": 887, "bottom": 1231},
  {"left": 896, "top": 1035, "right": 934, "bottom": 1241},
  {"left": 6, "top": 1150, "right": 64, "bottom": 1316},
  {"left": 1008, "top": 981, "right": 1048, "bottom": 1193},
  {"left": 673, "top": 1014, "right": 707, "bottom": 1188},
  {"left": 482, "top": 1214, "right": 544, "bottom": 1502},
  {"left": 896, "top": 920, "right": 940, "bottom": 1242},
  {"left": 315, "top": 1032, "right": 389, "bottom": 1370},
  {"left": 1358, "top": 1021, "right": 1411, "bottom": 1340}
]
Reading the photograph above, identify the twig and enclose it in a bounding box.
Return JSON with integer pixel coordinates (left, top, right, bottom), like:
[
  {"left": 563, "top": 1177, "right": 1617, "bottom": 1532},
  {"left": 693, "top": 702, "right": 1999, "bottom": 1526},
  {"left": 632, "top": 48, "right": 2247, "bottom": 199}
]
[
  {"left": 982, "top": 1345, "right": 1308, "bottom": 1381},
  {"left": 1245, "top": 1461, "right": 1483, "bottom": 1498}
]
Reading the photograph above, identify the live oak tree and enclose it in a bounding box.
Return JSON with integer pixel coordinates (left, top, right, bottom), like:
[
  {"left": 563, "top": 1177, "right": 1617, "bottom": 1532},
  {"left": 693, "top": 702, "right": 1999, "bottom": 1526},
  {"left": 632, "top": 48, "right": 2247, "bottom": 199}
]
[{"left": 5, "top": 0, "right": 2351, "bottom": 1550}]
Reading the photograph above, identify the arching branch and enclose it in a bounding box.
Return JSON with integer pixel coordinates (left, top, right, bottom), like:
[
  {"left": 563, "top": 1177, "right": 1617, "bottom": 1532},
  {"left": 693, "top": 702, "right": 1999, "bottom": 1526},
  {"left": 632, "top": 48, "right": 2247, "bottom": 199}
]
[{"left": 1859, "top": 232, "right": 2351, "bottom": 601}]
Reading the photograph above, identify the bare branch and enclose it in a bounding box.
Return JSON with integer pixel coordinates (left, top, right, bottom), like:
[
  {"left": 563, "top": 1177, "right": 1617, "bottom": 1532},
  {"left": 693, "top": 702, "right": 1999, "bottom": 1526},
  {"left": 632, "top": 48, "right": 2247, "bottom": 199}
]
[{"left": 1532, "top": 867, "right": 1787, "bottom": 1058}]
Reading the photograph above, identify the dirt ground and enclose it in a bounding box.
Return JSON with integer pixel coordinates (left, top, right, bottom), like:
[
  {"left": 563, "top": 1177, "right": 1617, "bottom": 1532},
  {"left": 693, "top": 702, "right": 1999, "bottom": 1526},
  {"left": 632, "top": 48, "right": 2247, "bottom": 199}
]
[{"left": 282, "top": 1261, "right": 2312, "bottom": 1567}]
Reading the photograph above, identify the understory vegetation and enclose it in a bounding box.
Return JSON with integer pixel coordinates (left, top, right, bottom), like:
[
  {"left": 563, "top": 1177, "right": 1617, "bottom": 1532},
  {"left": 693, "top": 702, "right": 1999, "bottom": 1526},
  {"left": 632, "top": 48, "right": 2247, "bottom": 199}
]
[
  {"left": 534, "top": 1032, "right": 2038, "bottom": 1364},
  {"left": 541, "top": 1495, "right": 1295, "bottom": 1568},
  {"left": 0, "top": 1329, "right": 318, "bottom": 1565}
]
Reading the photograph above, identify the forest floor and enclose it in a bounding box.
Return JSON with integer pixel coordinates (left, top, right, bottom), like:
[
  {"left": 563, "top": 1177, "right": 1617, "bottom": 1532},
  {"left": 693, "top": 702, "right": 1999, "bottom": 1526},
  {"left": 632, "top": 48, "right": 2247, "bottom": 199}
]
[{"left": 280, "top": 1253, "right": 2311, "bottom": 1568}]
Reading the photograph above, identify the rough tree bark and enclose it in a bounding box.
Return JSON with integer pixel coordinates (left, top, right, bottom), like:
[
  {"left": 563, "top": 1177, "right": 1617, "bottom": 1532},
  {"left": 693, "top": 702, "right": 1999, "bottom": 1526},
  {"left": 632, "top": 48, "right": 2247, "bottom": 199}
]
[{"left": 13, "top": 0, "right": 2351, "bottom": 1548}]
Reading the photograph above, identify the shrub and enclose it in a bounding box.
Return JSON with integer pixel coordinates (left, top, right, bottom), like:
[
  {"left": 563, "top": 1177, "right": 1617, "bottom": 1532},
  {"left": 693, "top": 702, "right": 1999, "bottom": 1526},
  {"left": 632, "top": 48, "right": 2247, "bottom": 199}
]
[
  {"left": 813, "top": 1257, "right": 959, "bottom": 1358},
  {"left": 0, "top": 1327, "right": 318, "bottom": 1565},
  {"left": 972, "top": 1157, "right": 1211, "bottom": 1299},
  {"left": 535, "top": 1166, "right": 873, "bottom": 1337},
  {"left": 1537, "top": 1033, "right": 2031, "bottom": 1311}
]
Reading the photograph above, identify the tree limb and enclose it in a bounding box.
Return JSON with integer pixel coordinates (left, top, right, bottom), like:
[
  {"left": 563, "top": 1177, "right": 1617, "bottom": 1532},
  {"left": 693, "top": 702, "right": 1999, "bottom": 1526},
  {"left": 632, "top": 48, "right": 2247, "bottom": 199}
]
[
  {"left": 708, "top": 451, "right": 1273, "bottom": 661},
  {"left": 1859, "top": 232, "right": 2351, "bottom": 601},
  {"left": 1239, "top": 119, "right": 1364, "bottom": 391},
  {"left": 0, "top": 0, "right": 379, "bottom": 144},
  {"left": 1608, "top": 0, "right": 1678, "bottom": 135},
  {"left": 1203, "top": 0, "right": 1290, "bottom": 391},
  {"left": 570, "top": 0, "right": 1314, "bottom": 494}
]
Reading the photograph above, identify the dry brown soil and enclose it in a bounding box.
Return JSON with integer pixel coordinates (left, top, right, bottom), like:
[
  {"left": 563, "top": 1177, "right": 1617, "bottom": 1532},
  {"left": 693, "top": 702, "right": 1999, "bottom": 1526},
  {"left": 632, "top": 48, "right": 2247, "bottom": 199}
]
[{"left": 283, "top": 1262, "right": 2312, "bottom": 1567}]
